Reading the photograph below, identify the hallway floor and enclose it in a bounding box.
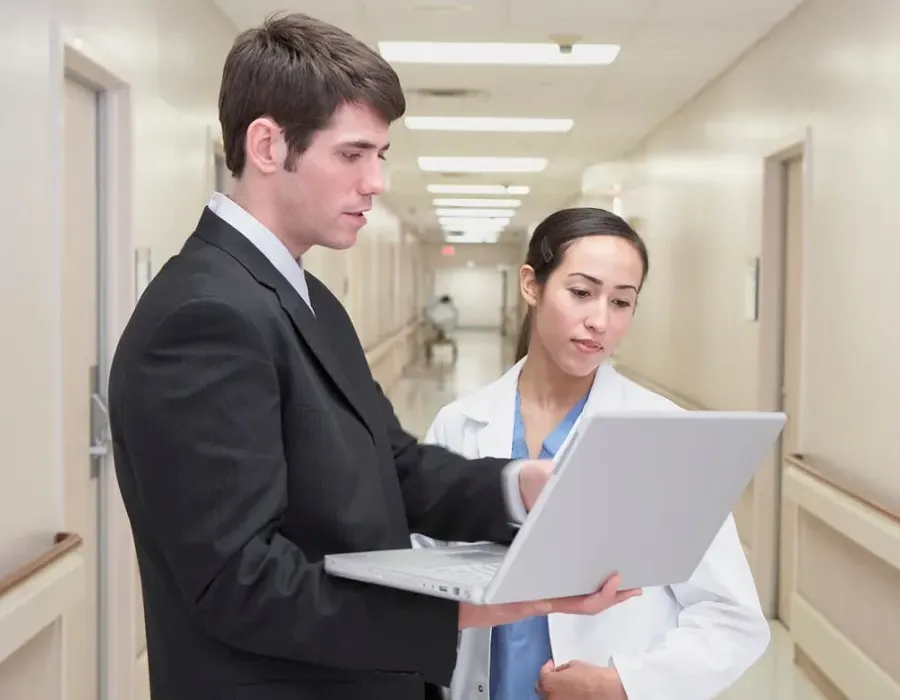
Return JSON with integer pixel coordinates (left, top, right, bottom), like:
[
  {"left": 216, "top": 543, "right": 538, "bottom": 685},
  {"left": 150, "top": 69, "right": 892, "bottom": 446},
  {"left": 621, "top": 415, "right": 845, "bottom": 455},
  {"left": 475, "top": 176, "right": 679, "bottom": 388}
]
[{"left": 388, "top": 329, "right": 823, "bottom": 700}]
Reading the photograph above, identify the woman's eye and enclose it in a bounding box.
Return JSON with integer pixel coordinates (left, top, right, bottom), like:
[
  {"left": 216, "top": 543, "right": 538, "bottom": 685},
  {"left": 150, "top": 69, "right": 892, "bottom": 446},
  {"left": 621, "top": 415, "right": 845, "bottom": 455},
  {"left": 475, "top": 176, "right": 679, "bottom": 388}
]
[
  {"left": 569, "top": 288, "right": 590, "bottom": 299},
  {"left": 613, "top": 299, "right": 633, "bottom": 308}
]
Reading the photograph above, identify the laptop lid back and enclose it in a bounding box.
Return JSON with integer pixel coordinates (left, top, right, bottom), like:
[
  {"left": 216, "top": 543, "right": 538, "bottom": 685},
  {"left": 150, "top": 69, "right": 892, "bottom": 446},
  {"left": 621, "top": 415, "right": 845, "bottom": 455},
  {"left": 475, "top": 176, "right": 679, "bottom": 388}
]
[{"left": 483, "top": 410, "right": 786, "bottom": 604}]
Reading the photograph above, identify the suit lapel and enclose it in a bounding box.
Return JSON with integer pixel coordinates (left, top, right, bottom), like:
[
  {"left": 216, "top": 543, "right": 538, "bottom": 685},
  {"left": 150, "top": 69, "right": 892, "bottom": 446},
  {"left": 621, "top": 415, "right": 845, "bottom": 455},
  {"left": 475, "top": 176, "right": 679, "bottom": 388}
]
[
  {"left": 192, "top": 208, "right": 375, "bottom": 437},
  {"left": 274, "top": 279, "right": 376, "bottom": 438}
]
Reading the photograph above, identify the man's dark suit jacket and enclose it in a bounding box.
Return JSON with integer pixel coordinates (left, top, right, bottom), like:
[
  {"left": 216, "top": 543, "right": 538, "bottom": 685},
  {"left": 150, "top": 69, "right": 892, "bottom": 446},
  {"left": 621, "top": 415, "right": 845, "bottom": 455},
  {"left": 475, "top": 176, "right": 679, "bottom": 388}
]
[{"left": 108, "top": 208, "right": 517, "bottom": 700}]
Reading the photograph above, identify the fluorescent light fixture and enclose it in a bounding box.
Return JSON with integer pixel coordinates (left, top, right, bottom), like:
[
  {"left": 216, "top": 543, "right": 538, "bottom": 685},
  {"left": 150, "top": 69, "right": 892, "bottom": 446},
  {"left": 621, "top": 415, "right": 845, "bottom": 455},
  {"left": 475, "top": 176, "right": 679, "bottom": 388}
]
[
  {"left": 433, "top": 198, "right": 521, "bottom": 208},
  {"left": 440, "top": 217, "right": 510, "bottom": 231},
  {"left": 440, "top": 219, "right": 509, "bottom": 228},
  {"left": 436, "top": 208, "right": 516, "bottom": 218},
  {"left": 405, "top": 116, "right": 573, "bottom": 133},
  {"left": 427, "top": 184, "right": 530, "bottom": 195},
  {"left": 419, "top": 157, "right": 547, "bottom": 173},
  {"left": 379, "top": 41, "right": 620, "bottom": 66},
  {"left": 444, "top": 231, "right": 500, "bottom": 244}
]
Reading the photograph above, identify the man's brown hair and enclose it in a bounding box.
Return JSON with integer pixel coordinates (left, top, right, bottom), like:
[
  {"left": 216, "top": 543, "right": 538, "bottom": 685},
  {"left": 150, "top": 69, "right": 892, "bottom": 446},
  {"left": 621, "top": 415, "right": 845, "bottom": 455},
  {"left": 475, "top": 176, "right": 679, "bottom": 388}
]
[{"left": 218, "top": 12, "right": 406, "bottom": 177}]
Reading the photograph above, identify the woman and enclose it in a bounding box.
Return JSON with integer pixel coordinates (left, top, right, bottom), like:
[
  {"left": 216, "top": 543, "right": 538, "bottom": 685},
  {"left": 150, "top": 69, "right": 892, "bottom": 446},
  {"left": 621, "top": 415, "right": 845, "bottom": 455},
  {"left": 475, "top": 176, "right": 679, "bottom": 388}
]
[{"left": 416, "top": 208, "right": 770, "bottom": 700}]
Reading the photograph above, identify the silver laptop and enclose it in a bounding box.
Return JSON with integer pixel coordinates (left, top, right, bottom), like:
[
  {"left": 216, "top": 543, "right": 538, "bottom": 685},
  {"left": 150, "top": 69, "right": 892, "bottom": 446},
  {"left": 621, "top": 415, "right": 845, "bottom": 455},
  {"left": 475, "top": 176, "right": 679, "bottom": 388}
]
[{"left": 324, "top": 410, "right": 786, "bottom": 605}]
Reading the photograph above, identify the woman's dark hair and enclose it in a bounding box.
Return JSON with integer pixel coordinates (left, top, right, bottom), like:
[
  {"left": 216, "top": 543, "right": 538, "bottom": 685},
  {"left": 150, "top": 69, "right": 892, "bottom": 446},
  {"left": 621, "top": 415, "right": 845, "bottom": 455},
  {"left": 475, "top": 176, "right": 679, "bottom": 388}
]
[{"left": 514, "top": 207, "right": 649, "bottom": 362}]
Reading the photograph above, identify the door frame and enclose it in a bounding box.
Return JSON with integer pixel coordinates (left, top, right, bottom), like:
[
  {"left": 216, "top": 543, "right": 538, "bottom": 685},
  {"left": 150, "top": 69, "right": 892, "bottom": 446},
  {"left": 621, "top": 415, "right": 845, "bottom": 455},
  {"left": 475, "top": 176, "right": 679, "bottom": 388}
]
[
  {"left": 754, "top": 127, "right": 812, "bottom": 619},
  {"left": 52, "top": 24, "right": 135, "bottom": 700}
]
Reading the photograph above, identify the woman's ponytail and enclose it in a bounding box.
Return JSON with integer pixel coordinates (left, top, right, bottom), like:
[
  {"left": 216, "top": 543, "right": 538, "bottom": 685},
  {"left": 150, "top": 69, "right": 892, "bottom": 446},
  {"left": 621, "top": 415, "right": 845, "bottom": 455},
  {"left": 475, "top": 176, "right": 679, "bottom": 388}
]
[{"left": 514, "top": 307, "right": 532, "bottom": 362}]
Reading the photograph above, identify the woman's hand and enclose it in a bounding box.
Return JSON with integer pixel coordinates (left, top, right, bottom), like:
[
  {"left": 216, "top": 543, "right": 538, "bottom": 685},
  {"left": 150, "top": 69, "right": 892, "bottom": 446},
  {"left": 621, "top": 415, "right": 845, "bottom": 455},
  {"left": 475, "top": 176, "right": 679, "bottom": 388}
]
[{"left": 535, "top": 660, "right": 627, "bottom": 700}]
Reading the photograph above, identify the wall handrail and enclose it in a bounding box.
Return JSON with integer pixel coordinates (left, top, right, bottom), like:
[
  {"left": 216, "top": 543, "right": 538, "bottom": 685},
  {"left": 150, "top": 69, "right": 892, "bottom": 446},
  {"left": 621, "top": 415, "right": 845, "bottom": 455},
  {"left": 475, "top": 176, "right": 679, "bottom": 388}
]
[
  {"left": 0, "top": 531, "right": 85, "bottom": 666},
  {"left": 364, "top": 318, "right": 423, "bottom": 366},
  {"left": 0, "top": 532, "right": 82, "bottom": 598},
  {"left": 785, "top": 453, "right": 900, "bottom": 527}
]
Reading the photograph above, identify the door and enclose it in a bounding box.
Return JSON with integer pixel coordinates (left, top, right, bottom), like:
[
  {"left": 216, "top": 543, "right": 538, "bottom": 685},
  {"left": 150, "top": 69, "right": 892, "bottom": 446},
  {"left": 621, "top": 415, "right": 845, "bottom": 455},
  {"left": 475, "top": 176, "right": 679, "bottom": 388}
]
[
  {"left": 777, "top": 154, "right": 805, "bottom": 626},
  {"left": 61, "top": 76, "right": 101, "bottom": 700}
]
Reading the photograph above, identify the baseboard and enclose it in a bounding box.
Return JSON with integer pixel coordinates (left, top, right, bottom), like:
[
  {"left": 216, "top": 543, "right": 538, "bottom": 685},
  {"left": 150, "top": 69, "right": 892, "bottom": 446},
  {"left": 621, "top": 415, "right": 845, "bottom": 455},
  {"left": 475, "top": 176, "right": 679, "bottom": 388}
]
[{"left": 791, "top": 594, "right": 900, "bottom": 700}]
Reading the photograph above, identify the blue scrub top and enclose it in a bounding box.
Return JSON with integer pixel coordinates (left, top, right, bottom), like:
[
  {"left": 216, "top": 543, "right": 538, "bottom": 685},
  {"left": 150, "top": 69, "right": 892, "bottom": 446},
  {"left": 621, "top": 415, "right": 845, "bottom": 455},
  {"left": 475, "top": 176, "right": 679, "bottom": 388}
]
[{"left": 489, "top": 388, "right": 590, "bottom": 700}]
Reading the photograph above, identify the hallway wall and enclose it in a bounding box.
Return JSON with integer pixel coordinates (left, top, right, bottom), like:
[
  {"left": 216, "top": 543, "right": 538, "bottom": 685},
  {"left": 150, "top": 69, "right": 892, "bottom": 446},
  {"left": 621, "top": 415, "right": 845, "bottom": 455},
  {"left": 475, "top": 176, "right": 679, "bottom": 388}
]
[
  {"left": 0, "top": 1, "right": 238, "bottom": 698},
  {"left": 422, "top": 242, "right": 523, "bottom": 335},
  {"left": 612, "top": 0, "right": 900, "bottom": 696}
]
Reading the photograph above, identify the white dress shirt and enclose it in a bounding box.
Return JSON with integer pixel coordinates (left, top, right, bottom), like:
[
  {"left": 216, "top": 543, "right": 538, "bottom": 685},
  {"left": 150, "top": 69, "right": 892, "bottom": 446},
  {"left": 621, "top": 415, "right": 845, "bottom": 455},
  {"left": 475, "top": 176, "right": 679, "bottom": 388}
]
[{"left": 207, "top": 191, "right": 313, "bottom": 313}]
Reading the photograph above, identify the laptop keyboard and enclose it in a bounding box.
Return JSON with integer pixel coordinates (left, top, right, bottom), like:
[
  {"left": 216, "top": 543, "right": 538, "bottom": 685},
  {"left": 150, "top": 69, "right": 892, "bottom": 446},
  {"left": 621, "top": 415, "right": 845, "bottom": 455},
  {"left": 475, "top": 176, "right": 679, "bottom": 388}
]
[{"left": 426, "top": 562, "right": 500, "bottom": 584}]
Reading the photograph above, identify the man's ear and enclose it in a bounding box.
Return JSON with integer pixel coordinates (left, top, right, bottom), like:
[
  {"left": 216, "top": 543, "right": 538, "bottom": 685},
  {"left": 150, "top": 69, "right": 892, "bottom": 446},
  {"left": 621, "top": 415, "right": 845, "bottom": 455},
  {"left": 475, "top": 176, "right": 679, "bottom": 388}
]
[{"left": 244, "top": 116, "right": 285, "bottom": 175}]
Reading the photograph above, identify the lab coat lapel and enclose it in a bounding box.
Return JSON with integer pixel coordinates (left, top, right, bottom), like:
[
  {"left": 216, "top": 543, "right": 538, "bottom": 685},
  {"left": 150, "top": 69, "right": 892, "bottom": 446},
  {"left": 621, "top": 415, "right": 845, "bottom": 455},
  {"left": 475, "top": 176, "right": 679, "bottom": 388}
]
[
  {"left": 470, "top": 360, "right": 524, "bottom": 459},
  {"left": 584, "top": 360, "right": 626, "bottom": 414}
]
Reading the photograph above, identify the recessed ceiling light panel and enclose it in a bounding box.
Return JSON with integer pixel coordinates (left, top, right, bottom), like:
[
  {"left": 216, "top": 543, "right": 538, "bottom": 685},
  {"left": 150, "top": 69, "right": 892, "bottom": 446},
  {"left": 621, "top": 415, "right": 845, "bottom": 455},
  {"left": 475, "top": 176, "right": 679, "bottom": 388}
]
[
  {"left": 379, "top": 41, "right": 620, "bottom": 66},
  {"left": 433, "top": 198, "right": 521, "bottom": 208},
  {"left": 419, "top": 157, "right": 547, "bottom": 173},
  {"left": 405, "top": 116, "right": 573, "bottom": 132},
  {"left": 427, "top": 184, "right": 530, "bottom": 195}
]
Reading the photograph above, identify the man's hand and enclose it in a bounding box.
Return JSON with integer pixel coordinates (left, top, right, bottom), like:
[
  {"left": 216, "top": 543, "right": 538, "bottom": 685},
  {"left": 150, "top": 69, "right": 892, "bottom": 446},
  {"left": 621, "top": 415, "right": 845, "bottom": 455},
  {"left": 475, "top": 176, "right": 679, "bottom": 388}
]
[
  {"left": 536, "top": 660, "right": 627, "bottom": 699},
  {"left": 518, "top": 460, "right": 556, "bottom": 512},
  {"left": 458, "top": 573, "right": 641, "bottom": 629}
]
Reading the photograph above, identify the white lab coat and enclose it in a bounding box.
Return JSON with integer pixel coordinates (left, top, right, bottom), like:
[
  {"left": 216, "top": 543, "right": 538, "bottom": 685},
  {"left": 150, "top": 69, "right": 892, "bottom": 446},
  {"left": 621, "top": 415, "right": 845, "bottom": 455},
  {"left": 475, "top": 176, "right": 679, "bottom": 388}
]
[{"left": 414, "top": 357, "right": 770, "bottom": 700}]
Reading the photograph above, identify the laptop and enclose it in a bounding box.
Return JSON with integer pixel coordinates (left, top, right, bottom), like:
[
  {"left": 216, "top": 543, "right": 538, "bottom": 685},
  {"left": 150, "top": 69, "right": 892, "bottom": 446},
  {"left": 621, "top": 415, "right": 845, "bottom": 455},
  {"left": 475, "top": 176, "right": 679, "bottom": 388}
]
[{"left": 324, "top": 410, "right": 786, "bottom": 605}]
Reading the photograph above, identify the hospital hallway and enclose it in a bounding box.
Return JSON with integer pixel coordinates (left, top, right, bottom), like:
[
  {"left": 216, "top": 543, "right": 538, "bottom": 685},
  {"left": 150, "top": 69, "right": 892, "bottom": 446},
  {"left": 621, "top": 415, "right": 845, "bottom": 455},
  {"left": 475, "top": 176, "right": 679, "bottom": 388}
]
[
  {"left": 389, "top": 330, "right": 822, "bottom": 700},
  {"left": 4, "top": 1, "right": 900, "bottom": 699}
]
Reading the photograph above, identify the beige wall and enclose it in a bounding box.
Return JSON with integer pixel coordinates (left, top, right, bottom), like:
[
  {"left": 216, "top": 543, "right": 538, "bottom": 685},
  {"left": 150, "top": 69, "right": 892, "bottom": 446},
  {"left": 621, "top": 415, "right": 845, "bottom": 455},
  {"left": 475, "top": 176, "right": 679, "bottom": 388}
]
[
  {"left": 619, "top": 0, "right": 899, "bottom": 494},
  {"left": 422, "top": 242, "right": 523, "bottom": 335},
  {"left": 0, "top": 1, "right": 237, "bottom": 697},
  {"left": 422, "top": 241, "right": 523, "bottom": 270},
  {"left": 608, "top": 0, "right": 900, "bottom": 696}
]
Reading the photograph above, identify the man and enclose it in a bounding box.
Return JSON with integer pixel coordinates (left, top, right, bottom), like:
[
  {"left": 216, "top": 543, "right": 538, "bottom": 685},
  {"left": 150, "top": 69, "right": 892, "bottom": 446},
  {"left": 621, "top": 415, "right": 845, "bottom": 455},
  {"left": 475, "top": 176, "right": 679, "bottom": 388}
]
[{"left": 108, "top": 13, "right": 636, "bottom": 700}]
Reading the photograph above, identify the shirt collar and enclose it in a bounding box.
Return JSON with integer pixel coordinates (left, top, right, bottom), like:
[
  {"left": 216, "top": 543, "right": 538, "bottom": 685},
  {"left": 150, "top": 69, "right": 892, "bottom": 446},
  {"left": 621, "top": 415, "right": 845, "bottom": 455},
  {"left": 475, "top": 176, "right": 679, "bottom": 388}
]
[{"left": 206, "top": 191, "right": 312, "bottom": 310}]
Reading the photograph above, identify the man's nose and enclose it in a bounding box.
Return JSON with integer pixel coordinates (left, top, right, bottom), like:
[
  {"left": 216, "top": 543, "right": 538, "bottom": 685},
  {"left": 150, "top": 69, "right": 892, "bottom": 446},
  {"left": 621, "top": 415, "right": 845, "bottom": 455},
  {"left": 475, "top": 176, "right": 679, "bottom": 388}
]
[{"left": 360, "top": 160, "right": 385, "bottom": 197}]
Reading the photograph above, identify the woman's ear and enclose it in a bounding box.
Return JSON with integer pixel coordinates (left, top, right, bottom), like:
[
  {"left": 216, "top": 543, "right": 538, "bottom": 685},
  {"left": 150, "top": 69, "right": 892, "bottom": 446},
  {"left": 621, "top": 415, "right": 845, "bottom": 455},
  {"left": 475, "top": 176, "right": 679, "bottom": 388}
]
[{"left": 520, "top": 264, "right": 539, "bottom": 308}]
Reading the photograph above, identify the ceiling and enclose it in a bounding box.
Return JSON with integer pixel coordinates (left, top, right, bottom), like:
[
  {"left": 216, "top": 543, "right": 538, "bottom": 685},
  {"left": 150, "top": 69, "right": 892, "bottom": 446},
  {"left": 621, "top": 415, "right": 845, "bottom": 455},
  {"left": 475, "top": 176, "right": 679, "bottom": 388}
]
[{"left": 211, "top": 0, "right": 805, "bottom": 243}]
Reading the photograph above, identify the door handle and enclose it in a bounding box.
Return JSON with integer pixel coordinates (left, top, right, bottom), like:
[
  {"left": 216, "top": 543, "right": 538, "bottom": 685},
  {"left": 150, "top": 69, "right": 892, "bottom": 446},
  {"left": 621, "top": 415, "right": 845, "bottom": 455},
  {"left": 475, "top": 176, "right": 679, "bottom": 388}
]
[{"left": 89, "top": 365, "right": 110, "bottom": 477}]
